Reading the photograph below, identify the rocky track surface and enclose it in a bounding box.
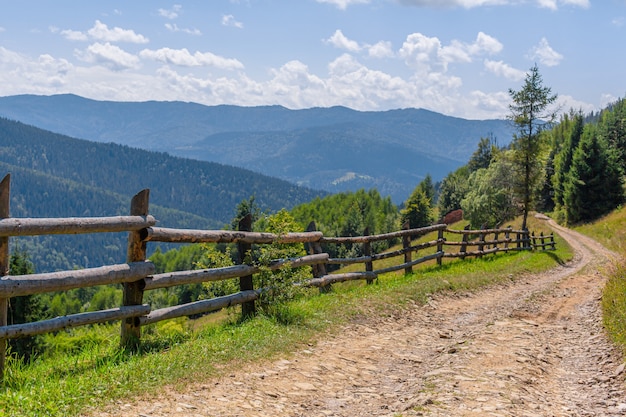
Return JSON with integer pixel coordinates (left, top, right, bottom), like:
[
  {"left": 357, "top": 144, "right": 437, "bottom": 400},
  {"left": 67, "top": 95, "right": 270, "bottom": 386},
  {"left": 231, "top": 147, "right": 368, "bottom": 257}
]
[{"left": 94, "top": 219, "right": 626, "bottom": 417}]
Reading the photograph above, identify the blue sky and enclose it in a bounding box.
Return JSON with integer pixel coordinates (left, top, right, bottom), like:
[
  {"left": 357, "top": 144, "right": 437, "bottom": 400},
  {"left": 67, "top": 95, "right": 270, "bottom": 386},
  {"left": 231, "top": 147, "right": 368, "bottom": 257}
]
[{"left": 0, "top": 0, "right": 623, "bottom": 119}]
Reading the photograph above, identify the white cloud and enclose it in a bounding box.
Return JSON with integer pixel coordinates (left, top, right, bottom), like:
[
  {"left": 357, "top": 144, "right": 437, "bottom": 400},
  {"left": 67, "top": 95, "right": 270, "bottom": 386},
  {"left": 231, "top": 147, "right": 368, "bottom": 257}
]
[
  {"left": 0, "top": 27, "right": 5, "bottom": 33},
  {"left": 484, "top": 59, "right": 526, "bottom": 80},
  {"left": 139, "top": 47, "right": 244, "bottom": 70},
  {"left": 557, "top": 94, "right": 595, "bottom": 114},
  {"left": 59, "top": 28, "right": 89, "bottom": 41},
  {"left": 400, "top": 31, "right": 502, "bottom": 71},
  {"left": 316, "top": 0, "right": 370, "bottom": 10},
  {"left": 528, "top": 37, "right": 563, "bottom": 67},
  {"left": 397, "top": 0, "right": 588, "bottom": 8},
  {"left": 367, "top": 41, "right": 395, "bottom": 58},
  {"left": 158, "top": 5, "right": 183, "bottom": 19},
  {"left": 76, "top": 42, "right": 140, "bottom": 71},
  {"left": 325, "top": 30, "right": 361, "bottom": 52},
  {"left": 164, "top": 23, "right": 202, "bottom": 35},
  {"left": 222, "top": 14, "right": 244, "bottom": 28},
  {"left": 87, "top": 20, "right": 149, "bottom": 44}
]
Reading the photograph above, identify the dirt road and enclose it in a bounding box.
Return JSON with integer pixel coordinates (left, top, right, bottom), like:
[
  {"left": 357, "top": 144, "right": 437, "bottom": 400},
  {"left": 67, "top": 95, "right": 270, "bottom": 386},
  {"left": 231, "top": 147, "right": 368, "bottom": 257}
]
[{"left": 96, "top": 219, "right": 626, "bottom": 416}]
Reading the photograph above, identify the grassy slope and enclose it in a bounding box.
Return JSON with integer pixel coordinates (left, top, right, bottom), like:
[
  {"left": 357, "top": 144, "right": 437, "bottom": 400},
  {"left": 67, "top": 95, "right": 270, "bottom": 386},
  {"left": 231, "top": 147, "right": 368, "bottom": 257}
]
[
  {"left": 575, "top": 208, "right": 626, "bottom": 352},
  {"left": 0, "top": 217, "right": 572, "bottom": 417}
]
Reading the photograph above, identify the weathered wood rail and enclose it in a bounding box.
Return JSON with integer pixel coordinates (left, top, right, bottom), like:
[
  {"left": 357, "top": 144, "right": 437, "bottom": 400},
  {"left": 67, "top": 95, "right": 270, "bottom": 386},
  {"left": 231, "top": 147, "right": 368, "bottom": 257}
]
[{"left": 0, "top": 175, "right": 555, "bottom": 379}]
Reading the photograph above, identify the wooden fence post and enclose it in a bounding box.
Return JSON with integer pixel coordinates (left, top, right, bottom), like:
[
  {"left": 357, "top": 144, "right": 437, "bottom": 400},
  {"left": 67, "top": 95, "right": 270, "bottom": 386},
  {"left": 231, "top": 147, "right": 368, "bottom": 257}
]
[
  {"left": 477, "top": 232, "right": 485, "bottom": 257},
  {"left": 306, "top": 222, "right": 329, "bottom": 293},
  {"left": 504, "top": 226, "right": 511, "bottom": 253},
  {"left": 460, "top": 225, "right": 469, "bottom": 260},
  {"left": 363, "top": 227, "right": 374, "bottom": 284},
  {"left": 121, "top": 189, "right": 149, "bottom": 350},
  {"left": 437, "top": 227, "right": 444, "bottom": 266},
  {"left": 550, "top": 233, "right": 556, "bottom": 250},
  {"left": 0, "top": 174, "right": 10, "bottom": 380},
  {"left": 238, "top": 214, "right": 256, "bottom": 317},
  {"left": 402, "top": 221, "right": 412, "bottom": 275}
]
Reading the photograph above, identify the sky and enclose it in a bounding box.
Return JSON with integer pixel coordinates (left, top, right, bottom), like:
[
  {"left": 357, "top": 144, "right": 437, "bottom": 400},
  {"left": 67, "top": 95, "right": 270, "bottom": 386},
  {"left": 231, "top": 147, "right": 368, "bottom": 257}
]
[{"left": 0, "top": 0, "right": 624, "bottom": 120}]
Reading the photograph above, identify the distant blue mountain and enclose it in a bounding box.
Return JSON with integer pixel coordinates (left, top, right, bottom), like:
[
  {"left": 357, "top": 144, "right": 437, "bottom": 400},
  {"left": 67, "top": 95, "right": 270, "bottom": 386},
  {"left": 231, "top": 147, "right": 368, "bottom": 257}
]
[{"left": 0, "top": 94, "right": 514, "bottom": 202}]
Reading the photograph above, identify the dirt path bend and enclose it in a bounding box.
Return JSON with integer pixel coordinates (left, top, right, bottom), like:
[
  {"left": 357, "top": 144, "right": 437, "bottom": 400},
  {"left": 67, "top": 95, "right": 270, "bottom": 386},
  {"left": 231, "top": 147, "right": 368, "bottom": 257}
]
[{"left": 97, "top": 219, "right": 626, "bottom": 417}]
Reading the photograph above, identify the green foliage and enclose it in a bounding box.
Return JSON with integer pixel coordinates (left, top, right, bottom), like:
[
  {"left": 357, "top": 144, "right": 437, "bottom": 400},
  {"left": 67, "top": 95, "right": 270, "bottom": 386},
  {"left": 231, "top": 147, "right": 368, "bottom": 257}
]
[
  {"left": 195, "top": 244, "right": 238, "bottom": 299},
  {"left": 401, "top": 187, "right": 433, "bottom": 229},
  {"left": 437, "top": 166, "right": 470, "bottom": 216},
  {"left": 7, "top": 248, "right": 45, "bottom": 362},
  {"left": 563, "top": 124, "right": 624, "bottom": 224},
  {"left": 598, "top": 98, "right": 626, "bottom": 171},
  {"left": 508, "top": 65, "right": 558, "bottom": 229},
  {"left": 552, "top": 112, "right": 584, "bottom": 215},
  {"left": 254, "top": 210, "right": 310, "bottom": 311},
  {"left": 461, "top": 156, "right": 517, "bottom": 228},
  {"left": 467, "top": 135, "right": 499, "bottom": 173},
  {"left": 416, "top": 174, "right": 436, "bottom": 205},
  {"left": 290, "top": 189, "right": 400, "bottom": 265}
]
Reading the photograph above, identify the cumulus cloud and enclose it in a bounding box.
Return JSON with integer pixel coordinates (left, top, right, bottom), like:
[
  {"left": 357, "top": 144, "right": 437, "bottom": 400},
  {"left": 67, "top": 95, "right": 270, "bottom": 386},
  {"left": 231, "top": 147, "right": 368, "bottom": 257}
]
[
  {"left": 367, "top": 41, "right": 395, "bottom": 58},
  {"left": 158, "top": 5, "right": 183, "bottom": 19},
  {"left": 484, "top": 59, "right": 526, "bottom": 80},
  {"left": 76, "top": 42, "right": 140, "bottom": 71},
  {"left": 316, "top": 0, "right": 370, "bottom": 10},
  {"left": 325, "top": 30, "right": 361, "bottom": 52},
  {"left": 164, "top": 23, "right": 202, "bottom": 35},
  {"left": 222, "top": 14, "right": 244, "bottom": 28},
  {"left": 87, "top": 20, "right": 149, "bottom": 44},
  {"left": 397, "top": 0, "right": 589, "bottom": 8},
  {"left": 59, "top": 28, "right": 89, "bottom": 41},
  {"left": 400, "top": 31, "right": 502, "bottom": 71},
  {"left": 528, "top": 37, "right": 563, "bottom": 67},
  {"left": 139, "top": 47, "right": 244, "bottom": 70}
]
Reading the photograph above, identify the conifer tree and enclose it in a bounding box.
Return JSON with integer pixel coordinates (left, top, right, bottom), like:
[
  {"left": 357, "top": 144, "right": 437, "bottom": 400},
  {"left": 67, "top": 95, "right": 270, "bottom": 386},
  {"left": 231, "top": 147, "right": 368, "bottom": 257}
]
[
  {"left": 508, "top": 65, "right": 558, "bottom": 229},
  {"left": 564, "top": 125, "right": 623, "bottom": 224}
]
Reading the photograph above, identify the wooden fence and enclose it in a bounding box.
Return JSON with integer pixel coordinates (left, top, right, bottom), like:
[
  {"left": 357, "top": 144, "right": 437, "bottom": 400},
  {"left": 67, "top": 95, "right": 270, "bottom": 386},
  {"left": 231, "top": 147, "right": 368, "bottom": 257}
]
[{"left": 0, "top": 176, "right": 555, "bottom": 378}]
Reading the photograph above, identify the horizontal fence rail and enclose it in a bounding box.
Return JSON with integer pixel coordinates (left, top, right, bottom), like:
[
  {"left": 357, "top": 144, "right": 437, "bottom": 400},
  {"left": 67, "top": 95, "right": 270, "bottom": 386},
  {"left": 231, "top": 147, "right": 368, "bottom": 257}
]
[{"left": 0, "top": 176, "right": 556, "bottom": 379}]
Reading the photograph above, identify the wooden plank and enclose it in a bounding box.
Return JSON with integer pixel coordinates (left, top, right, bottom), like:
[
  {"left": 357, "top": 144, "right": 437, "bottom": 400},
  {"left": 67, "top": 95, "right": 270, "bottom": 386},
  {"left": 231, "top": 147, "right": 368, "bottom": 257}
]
[
  {"left": 0, "top": 215, "right": 156, "bottom": 237},
  {"left": 305, "top": 272, "right": 377, "bottom": 288},
  {"left": 0, "top": 262, "right": 155, "bottom": 298},
  {"left": 374, "top": 251, "right": 443, "bottom": 275},
  {"left": 320, "top": 224, "right": 447, "bottom": 244},
  {"left": 140, "top": 291, "right": 259, "bottom": 326},
  {"left": 144, "top": 227, "right": 322, "bottom": 244},
  {"left": 144, "top": 254, "right": 329, "bottom": 291},
  {"left": 0, "top": 305, "right": 150, "bottom": 339}
]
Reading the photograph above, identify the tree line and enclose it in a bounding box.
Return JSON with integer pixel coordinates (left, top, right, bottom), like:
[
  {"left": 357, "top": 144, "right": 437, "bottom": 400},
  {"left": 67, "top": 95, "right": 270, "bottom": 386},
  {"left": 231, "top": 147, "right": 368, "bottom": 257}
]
[{"left": 436, "top": 65, "right": 625, "bottom": 229}]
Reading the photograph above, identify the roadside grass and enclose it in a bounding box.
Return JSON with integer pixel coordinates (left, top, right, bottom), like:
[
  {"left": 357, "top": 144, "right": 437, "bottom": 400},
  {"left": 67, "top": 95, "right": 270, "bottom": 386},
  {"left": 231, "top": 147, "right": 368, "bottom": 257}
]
[
  {"left": 0, "top": 217, "right": 572, "bottom": 417},
  {"left": 574, "top": 207, "right": 626, "bottom": 352}
]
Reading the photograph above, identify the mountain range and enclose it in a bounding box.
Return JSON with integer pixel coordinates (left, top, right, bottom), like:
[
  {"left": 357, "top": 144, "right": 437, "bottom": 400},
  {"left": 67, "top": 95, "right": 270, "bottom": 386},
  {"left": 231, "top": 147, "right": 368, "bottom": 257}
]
[
  {"left": 0, "top": 94, "right": 514, "bottom": 203},
  {"left": 0, "top": 117, "right": 325, "bottom": 272}
]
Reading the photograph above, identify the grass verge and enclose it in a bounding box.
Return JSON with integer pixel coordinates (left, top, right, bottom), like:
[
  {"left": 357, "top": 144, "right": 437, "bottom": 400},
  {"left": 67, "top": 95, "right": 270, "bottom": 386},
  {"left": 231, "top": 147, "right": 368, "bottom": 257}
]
[
  {"left": 575, "top": 207, "right": 626, "bottom": 353},
  {"left": 0, "top": 218, "right": 572, "bottom": 417}
]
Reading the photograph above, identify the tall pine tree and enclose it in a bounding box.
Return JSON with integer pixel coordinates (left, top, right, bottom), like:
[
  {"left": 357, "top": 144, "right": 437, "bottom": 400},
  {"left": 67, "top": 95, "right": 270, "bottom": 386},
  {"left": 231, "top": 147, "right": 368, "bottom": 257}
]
[
  {"left": 564, "top": 125, "right": 624, "bottom": 224},
  {"left": 508, "top": 65, "right": 558, "bottom": 229}
]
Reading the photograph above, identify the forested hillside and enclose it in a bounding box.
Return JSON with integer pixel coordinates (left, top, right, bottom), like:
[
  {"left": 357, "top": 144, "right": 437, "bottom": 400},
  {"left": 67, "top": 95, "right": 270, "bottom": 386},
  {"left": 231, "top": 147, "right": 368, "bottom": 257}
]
[
  {"left": 0, "top": 118, "right": 325, "bottom": 271},
  {"left": 0, "top": 94, "right": 514, "bottom": 202},
  {"left": 437, "top": 70, "right": 626, "bottom": 231}
]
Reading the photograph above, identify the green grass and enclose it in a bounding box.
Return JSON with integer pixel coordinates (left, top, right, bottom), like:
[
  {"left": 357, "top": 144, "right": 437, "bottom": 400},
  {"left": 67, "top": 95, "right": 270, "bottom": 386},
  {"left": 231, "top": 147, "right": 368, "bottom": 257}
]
[
  {"left": 574, "top": 207, "right": 626, "bottom": 352},
  {"left": 0, "top": 218, "right": 573, "bottom": 417}
]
